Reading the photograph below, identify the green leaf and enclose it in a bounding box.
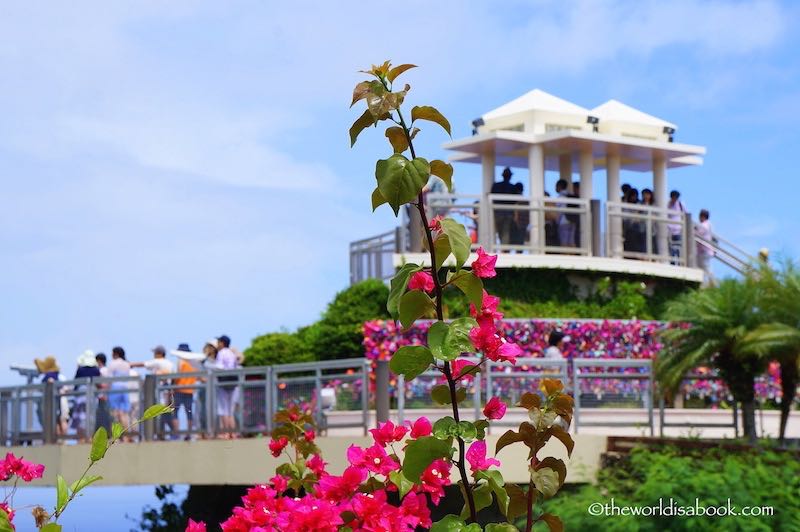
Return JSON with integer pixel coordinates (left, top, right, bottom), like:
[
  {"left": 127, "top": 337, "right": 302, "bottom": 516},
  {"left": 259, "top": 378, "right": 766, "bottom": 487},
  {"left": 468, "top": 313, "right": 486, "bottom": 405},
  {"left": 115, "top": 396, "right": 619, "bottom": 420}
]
[
  {"left": 432, "top": 416, "right": 457, "bottom": 439},
  {"left": 477, "top": 469, "right": 509, "bottom": 515},
  {"left": 505, "top": 483, "right": 529, "bottom": 521},
  {"left": 389, "top": 345, "right": 433, "bottom": 381},
  {"left": 452, "top": 272, "right": 483, "bottom": 309},
  {"left": 398, "top": 290, "right": 435, "bottom": 329},
  {"left": 375, "top": 154, "right": 430, "bottom": 215},
  {"left": 440, "top": 218, "right": 471, "bottom": 269},
  {"left": 141, "top": 404, "right": 173, "bottom": 422},
  {"left": 430, "top": 384, "right": 466, "bottom": 405},
  {"left": 402, "top": 436, "right": 452, "bottom": 482},
  {"left": 536, "top": 457, "right": 567, "bottom": 487},
  {"left": 349, "top": 108, "right": 376, "bottom": 147},
  {"left": 0, "top": 508, "right": 13, "bottom": 532},
  {"left": 430, "top": 515, "right": 480, "bottom": 532},
  {"left": 432, "top": 234, "right": 451, "bottom": 270},
  {"left": 56, "top": 475, "right": 69, "bottom": 513},
  {"left": 385, "top": 126, "right": 409, "bottom": 153},
  {"left": 70, "top": 474, "right": 102, "bottom": 496},
  {"left": 40, "top": 524, "right": 63, "bottom": 532},
  {"left": 387, "top": 263, "right": 420, "bottom": 319},
  {"left": 457, "top": 421, "right": 477, "bottom": 442},
  {"left": 429, "top": 317, "right": 478, "bottom": 361},
  {"left": 371, "top": 187, "right": 388, "bottom": 211},
  {"left": 485, "top": 524, "right": 518, "bottom": 531},
  {"left": 111, "top": 422, "right": 124, "bottom": 441},
  {"left": 430, "top": 160, "right": 454, "bottom": 191},
  {"left": 387, "top": 63, "right": 417, "bottom": 82},
  {"left": 538, "top": 513, "right": 564, "bottom": 532},
  {"left": 460, "top": 482, "right": 493, "bottom": 519},
  {"left": 474, "top": 419, "right": 489, "bottom": 440},
  {"left": 531, "top": 466, "right": 561, "bottom": 498},
  {"left": 89, "top": 427, "right": 108, "bottom": 462},
  {"left": 411, "top": 105, "right": 452, "bottom": 136},
  {"left": 388, "top": 470, "right": 414, "bottom": 499}
]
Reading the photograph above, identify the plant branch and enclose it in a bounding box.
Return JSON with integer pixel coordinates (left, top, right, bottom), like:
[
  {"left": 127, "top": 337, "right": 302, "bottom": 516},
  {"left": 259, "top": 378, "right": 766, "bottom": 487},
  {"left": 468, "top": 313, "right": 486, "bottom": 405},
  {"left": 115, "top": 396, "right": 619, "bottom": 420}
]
[
  {"left": 525, "top": 456, "right": 538, "bottom": 532},
  {"left": 393, "top": 104, "right": 478, "bottom": 523}
]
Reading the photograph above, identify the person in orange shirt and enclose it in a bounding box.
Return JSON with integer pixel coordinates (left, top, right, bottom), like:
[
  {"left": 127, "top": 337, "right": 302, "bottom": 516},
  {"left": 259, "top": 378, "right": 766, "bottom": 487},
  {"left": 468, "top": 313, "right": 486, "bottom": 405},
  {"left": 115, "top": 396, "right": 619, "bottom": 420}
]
[{"left": 173, "top": 343, "right": 198, "bottom": 439}]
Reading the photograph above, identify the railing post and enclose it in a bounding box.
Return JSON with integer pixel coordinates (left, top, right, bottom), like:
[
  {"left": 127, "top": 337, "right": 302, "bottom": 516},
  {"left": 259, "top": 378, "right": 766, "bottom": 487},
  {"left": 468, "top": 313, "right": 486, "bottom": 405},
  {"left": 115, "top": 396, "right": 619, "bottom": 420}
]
[
  {"left": 375, "top": 360, "right": 390, "bottom": 425},
  {"left": 361, "top": 360, "right": 369, "bottom": 435},
  {"left": 143, "top": 374, "right": 157, "bottom": 441},
  {"left": 572, "top": 360, "right": 580, "bottom": 434},
  {"left": 683, "top": 212, "right": 696, "bottom": 268},
  {"left": 42, "top": 381, "right": 56, "bottom": 445},
  {"left": 590, "top": 199, "right": 601, "bottom": 256},
  {"left": 265, "top": 366, "right": 273, "bottom": 433},
  {"left": 0, "top": 391, "right": 9, "bottom": 446},
  {"left": 396, "top": 375, "right": 405, "bottom": 425}
]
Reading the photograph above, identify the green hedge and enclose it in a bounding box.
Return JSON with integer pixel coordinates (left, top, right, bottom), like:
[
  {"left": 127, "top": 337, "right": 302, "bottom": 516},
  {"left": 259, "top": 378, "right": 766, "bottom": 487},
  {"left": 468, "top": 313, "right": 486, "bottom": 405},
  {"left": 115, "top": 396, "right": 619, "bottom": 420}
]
[{"left": 541, "top": 445, "right": 800, "bottom": 531}]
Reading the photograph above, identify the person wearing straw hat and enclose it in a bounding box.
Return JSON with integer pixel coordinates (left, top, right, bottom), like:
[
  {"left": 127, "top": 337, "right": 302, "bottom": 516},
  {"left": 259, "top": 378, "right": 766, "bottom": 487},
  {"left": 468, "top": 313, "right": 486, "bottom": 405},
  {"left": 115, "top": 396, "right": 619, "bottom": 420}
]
[
  {"left": 70, "top": 350, "right": 101, "bottom": 442},
  {"left": 34, "top": 356, "right": 68, "bottom": 436}
]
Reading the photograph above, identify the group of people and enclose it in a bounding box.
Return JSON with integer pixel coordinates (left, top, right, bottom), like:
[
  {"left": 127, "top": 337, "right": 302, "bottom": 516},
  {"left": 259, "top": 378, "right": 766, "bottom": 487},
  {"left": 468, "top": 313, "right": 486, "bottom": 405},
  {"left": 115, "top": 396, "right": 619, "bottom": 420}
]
[{"left": 33, "top": 335, "right": 244, "bottom": 442}]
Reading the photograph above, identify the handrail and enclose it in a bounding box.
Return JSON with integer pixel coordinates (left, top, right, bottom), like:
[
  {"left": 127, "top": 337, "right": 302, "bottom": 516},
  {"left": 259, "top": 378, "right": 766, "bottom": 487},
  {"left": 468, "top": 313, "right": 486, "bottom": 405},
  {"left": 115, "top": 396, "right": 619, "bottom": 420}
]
[{"left": 693, "top": 228, "right": 755, "bottom": 275}]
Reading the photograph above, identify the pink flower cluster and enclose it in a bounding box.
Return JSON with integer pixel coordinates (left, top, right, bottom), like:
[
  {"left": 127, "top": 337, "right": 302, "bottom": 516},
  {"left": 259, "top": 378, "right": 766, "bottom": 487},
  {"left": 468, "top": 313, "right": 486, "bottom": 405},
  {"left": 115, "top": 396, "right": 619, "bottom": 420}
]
[
  {"left": 0, "top": 453, "right": 45, "bottom": 530},
  {"left": 214, "top": 418, "right": 456, "bottom": 532}
]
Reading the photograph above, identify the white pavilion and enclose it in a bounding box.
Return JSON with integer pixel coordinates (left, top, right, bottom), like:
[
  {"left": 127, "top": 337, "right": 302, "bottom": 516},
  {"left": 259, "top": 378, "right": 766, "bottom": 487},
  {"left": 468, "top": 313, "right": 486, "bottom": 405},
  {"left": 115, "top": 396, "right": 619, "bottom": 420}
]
[{"left": 351, "top": 90, "right": 749, "bottom": 285}]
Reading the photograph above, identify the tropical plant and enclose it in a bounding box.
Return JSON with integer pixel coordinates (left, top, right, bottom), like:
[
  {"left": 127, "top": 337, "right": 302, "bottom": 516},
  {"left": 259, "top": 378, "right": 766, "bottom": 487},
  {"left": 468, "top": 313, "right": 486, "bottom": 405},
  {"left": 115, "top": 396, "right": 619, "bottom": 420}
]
[
  {"left": 657, "top": 278, "right": 767, "bottom": 443},
  {"left": 742, "top": 261, "right": 800, "bottom": 443},
  {"left": 244, "top": 331, "right": 314, "bottom": 366}
]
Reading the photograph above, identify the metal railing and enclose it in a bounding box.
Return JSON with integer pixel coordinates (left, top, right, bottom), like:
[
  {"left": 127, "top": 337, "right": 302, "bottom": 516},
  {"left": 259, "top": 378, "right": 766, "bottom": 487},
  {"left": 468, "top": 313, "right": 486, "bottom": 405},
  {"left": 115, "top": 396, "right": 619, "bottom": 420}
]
[
  {"left": 606, "top": 201, "right": 683, "bottom": 265},
  {"left": 1, "top": 359, "right": 370, "bottom": 446},
  {"left": 350, "top": 229, "right": 399, "bottom": 284},
  {"left": 658, "top": 374, "right": 739, "bottom": 438},
  {"left": 693, "top": 227, "right": 756, "bottom": 275},
  {"left": 573, "top": 358, "right": 654, "bottom": 435}
]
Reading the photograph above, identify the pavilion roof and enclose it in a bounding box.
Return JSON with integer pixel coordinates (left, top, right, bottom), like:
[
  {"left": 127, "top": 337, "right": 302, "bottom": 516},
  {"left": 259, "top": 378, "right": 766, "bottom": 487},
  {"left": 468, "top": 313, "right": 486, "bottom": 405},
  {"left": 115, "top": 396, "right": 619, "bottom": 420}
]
[
  {"left": 482, "top": 89, "right": 589, "bottom": 120},
  {"left": 590, "top": 99, "right": 677, "bottom": 130}
]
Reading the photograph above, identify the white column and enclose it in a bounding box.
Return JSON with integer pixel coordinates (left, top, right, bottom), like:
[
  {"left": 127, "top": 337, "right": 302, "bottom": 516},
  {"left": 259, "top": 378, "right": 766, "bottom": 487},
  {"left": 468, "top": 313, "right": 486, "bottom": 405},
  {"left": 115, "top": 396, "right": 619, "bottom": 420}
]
[
  {"left": 653, "top": 155, "right": 668, "bottom": 259},
  {"left": 559, "top": 154, "right": 572, "bottom": 194},
  {"left": 606, "top": 152, "right": 622, "bottom": 258},
  {"left": 481, "top": 152, "right": 495, "bottom": 249},
  {"left": 579, "top": 148, "right": 593, "bottom": 199},
  {"left": 528, "top": 144, "right": 545, "bottom": 253}
]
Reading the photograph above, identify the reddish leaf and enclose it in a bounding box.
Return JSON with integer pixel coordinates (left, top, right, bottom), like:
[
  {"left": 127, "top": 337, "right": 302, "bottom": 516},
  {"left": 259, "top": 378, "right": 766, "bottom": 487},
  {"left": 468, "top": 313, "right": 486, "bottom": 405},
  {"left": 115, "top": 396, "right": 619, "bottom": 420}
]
[
  {"left": 535, "top": 457, "right": 567, "bottom": 486},
  {"left": 538, "top": 513, "right": 564, "bottom": 532},
  {"left": 495, "top": 429, "right": 523, "bottom": 455},
  {"left": 540, "top": 379, "right": 564, "bottom": 396},
  {"left": 518, "top": 392, "right": 541, "bottom": 410},
  {"left": 387, "top": 63, "right": 417, "bottom": 82},
  {"left": 350, "top": 81, "right": 372, "bottom": 107},
  {"left": 545, "top": 426, "right": 574, "bottom": 457},
  {"left": 385, "top": 126, "right": 409, "bottom": 153}
]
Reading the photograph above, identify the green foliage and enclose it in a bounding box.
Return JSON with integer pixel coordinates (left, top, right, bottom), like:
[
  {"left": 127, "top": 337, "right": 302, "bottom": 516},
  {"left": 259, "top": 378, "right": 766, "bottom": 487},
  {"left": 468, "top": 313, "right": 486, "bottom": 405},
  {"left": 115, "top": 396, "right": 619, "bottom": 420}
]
[
  {"left": 402, "top": 436, "right": 453, "bottom": 482},
  {"left": 243, "top": 331, "right": 313, "bottom": 367},
  {"left": 310, "top": 279, "right": 391, "bottom": 361},
  {"left": 389, "top": 345, "right": 433, "bottom": 380},
  {"left": 542, "top": 445, "right": 800, "bottom": 531}
]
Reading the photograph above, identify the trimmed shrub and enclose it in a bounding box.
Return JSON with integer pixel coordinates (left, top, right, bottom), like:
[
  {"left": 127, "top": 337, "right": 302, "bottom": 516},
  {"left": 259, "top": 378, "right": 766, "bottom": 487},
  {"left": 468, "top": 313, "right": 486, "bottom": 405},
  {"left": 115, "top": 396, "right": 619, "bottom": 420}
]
[{"left": 243, "top": 331, "right": 313, "bottom": 367}]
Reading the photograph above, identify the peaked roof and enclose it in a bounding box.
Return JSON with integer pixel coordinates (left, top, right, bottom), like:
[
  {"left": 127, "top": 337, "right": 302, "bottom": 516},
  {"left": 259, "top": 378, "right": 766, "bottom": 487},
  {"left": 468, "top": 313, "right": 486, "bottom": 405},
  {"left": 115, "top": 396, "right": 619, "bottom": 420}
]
[
  {"left": 591, "top": 99, "right": 676, "bottom": 129},
  {"left": 483, "top": 89, "right": 589, "bottom": 120}
]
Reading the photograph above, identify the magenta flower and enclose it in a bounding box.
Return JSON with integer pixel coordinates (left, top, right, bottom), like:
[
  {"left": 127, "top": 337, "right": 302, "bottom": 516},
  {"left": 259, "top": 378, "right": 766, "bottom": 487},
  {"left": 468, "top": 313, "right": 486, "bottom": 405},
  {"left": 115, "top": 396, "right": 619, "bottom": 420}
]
[
  {"left": 0, "top": 453, "right": 44, "bottom": 482},
  {"left": 470, "top": 290, "right": 503, "bottom": 326},
  {"left": 408, "top": 271, "right": 435, "bottom": 293},
  {"left": 483, "top": 396, "right": 507, "bottom": 420},
  {"left": 347, "top": 444, "right": 400, "bottom": 476},
  {"left": 409, "top": 417, "right": 432, "bottom": 438},
  {"left": 316, "top": 465, "right": 366, "bottom": 501},
  {"left": 369, "top": 420, "right": 408, "bottom": 447},
  {"left": 268, "top": 436, "right": 289, "bottom": 458},
  {"left": 270, "top": 474, "right": 288, "bottom": 493},
  {"left": 185, "top": 519, "right": 207, "bottom": 532},
  {"left": 419, "top": 458, "right": 451, "bottom": 504},
  {"left": 466, "top": 440, "right": 501, "bottom": 473},
  {"left": 307, "top": 454, "right": 327, "bottom": 476},
  {"left": 450, "top": 358, "right": 477, "bottom": 380},
  {"left": 471, "top": 247, "right": 497, "bottom": 278}
]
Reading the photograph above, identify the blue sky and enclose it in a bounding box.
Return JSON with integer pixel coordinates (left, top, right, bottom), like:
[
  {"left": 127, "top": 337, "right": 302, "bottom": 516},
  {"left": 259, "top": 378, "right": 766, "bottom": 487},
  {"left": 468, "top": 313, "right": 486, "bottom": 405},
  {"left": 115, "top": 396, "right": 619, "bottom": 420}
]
[{"left": 1, "top": 1, "right": 799, "bottom": 383}]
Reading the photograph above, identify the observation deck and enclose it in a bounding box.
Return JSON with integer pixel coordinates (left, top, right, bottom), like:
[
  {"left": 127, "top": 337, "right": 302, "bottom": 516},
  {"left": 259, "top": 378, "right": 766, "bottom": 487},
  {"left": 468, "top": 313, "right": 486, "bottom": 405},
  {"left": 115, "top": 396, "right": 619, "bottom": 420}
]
[{"left": 351, "top": 90, "right": 754, "bottom": 284}]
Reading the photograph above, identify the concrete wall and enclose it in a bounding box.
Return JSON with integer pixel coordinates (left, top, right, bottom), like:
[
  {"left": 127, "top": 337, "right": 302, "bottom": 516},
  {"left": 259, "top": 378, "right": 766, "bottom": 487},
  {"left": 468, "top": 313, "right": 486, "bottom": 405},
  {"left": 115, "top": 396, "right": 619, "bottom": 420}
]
[{"left": 8, "top": 434, "right": 606, "bottom": 487}]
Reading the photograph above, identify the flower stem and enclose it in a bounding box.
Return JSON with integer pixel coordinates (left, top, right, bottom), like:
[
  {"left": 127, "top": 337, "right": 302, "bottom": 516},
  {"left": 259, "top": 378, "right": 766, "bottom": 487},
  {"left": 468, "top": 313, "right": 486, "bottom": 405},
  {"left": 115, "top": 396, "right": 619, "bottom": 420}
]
[
  {"left": 394, "top": 105, "right": 478, "bottom": 523},
  {"left": 525, "top": 456, "right": 538, "bottom": 532}
]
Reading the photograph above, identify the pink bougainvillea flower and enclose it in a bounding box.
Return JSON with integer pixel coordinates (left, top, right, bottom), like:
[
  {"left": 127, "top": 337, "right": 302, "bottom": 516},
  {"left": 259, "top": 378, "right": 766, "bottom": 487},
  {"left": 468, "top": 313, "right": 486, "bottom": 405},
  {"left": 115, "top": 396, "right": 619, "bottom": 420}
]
[
  {"left": 316, "top": 465, "right": 367, "bottom": 501},
  {"left": 268, "top": 436, "right": 289, "bottom": 458},
  {"left": 428, "top": 215, "right": 444, "bottom": 232},
  {"left": 304, "top": 430, "right": 316, "bottom": 442},
  {"left": 346, "top": 444, "right": 400, "bottom": 476},
  {"left": 469, "top": 322, "right": 521, "bottom": 364},
  {"left": 0, "top": 453, "right": 44, "bottom": 482},
  {"left": 273, "top": 496, "right": 343, "bottom": 532},
  {"left": 0, "top": 502, "right": 14, "bottom": 526},
  {"left": 307, "top": 454, "right": 327, "bottom": 476},
  {"left": 471, "top": 247, "right": 497, "bottom": 278},
  {"left": 400, "top": 492, "right": 433, "bottom": 529},
  {"left": 369, "top": 420, "right": 408, "bottom": 447},
  {"left": 483, "top": 396, "right": 507, "bottom": 420},
  {"left": 466, "top": 440, "right": 501, "bottom": 473},
  {"left": 418, "top": 458, "right": 451, "bottom": 504},
  {"left": 407, "top": 271, "right": 435, "bottom": 293},
  {"left": 495, "top": 340, "right": 522, "bottom": 364},
  {"left": 470, "top": 290, "right": 503, "bottom": 327},
  {"left": 409, "top": 417, "right": 432, "bottom": 438},
  {"left": 270, "top": 474, "right": 289, "bottom": 493},
  {"left": 450, "top": 358, "right": 477, "bottom": 380},
  {"left": 185, "top": 518, "right": 207, "bottom": 532}
]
